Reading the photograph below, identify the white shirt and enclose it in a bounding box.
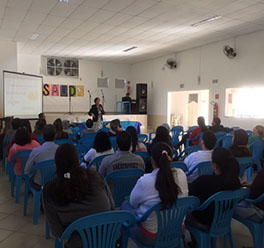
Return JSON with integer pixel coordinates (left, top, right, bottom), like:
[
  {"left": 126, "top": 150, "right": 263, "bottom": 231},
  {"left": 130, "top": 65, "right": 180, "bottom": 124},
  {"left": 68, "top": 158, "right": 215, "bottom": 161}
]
[
  {"left": 130, "top": 168, "right": 188, "bottom": 233},
  {"left": 184, "top": 150, "right": 212, "bottom": 183},
  {"left": 83, "top": 148, "right": 114, "bottom": 163}
]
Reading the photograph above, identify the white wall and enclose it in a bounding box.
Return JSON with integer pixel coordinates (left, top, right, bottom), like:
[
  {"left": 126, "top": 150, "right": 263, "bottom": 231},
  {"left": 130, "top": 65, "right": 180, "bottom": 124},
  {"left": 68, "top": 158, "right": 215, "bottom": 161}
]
[
  {"left": 0, "top": 41, "right": 17, "bottom": 116},
  {"left": 131, "top": 30, "right": 264, "bottom": 130},
  {"left": 17, "top": 54, "right": 132, "bottom": 113}
]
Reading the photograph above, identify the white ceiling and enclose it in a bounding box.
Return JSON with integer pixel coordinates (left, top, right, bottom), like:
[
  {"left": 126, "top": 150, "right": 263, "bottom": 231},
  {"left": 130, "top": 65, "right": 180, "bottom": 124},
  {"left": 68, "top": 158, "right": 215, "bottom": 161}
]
[{"left": 1, "top": 0, "right": 264, "bottom": 63}]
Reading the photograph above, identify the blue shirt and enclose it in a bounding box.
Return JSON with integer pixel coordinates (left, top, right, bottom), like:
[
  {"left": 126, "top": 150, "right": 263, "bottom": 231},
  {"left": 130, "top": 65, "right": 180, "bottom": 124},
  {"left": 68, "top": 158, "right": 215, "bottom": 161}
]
[{"left": 25, "top": 142, "right": 58, "bottom": 185}]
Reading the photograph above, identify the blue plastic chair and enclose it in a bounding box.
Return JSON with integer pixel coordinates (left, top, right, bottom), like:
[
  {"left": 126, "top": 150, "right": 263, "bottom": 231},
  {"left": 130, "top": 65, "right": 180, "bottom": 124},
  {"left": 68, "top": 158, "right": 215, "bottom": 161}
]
[
  {"left": 222, "top": 135, "right": 233, "bottom": 149},
  {"left": 249, "top": 141, "right": 264, "bottom": 170},
  {"left": 171, "top": 161, "right": 188, "bottom": 172},
  {"left": 36, "top": 135, "right": 45, "bottom": 145},
  {"left": 246, "top": 130, "right": 253, "bottom": 136},
  {"left": 109, "top": 136, "right": 117, "bottom": 151},
  {"left": 115, "top": 101, "right": 132, "bottom": 114},
  {"left": 138, "top": 134, "right": 148, "bottom": 143},
  {"left": 188, "top": 126, "right": 198, "bottom": 133},
  {"left": 134, "top": 151, "right": 151, "bottom": 165},
  {"left": 148, "top": 132, "right": 155, "bottom": 142},
  {"left": 9, "top": 150, "right": 32, "bottom": 203},
  {"left": 55, "top": 139, "right": 74, "bottom": 145},
  {"left": 2, "top": 135, "right": 13, "bottom": 172},
  {"left": 126, "top": 196, "right": 200, "bottom": 248},
  {"left": 186, "top": 132, "right": 203, "bottom": 148},
  {"left": 186, "top": 161, "right": 213, "bottom": 178},
  {"left": 177, "top": 146, "right": 200, "bottom": 160},
  {"left": 105, "top": 169, "right": 144, "bottom": 208},
  {"left": 233, "top": 193, "right": 264, "bottom": 248},
  {"left": 54, "top": 211, "right": 136, "bottom": 248},
  {"left": 24, "top": 160, "right": 56, "bottom": 224},
  {"left": 88, "top": 154, "right": 112, "bottom": 171},
  {"left": 236, "top": 157, "right": 253, "bottom": 182},
  {"left": 97, "top": 127, "right": 109, "bottom": 133},
  {"left": 186, "top": 188, "right": 250, "bottom": 248},
  {"left": 170, "top": 126, "right": 184, "bottom": 146},
  {"left": 232, "top": 126, "right": 240, "bottom": 130},
  {"left": 80, "top": 132, "right": 97, "bottom": 141},
  {"left": 75, "top": 144, "right": 88, "bottom": 160}
]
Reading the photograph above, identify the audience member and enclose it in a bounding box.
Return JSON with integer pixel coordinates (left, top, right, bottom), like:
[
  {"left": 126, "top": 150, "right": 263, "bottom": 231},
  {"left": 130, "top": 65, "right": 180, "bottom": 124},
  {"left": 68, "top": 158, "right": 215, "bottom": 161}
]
[
  {"left": 189, "top": 116, "right": 208, "bottom": 146},
  {"left": 229, "top": 129, "right": 251, "bottom": 157},
  {"left": 4, "top": 117, "right": 21, "bottom": 140},
  {"left": 184, "top": 131, "right": 217, "bottom": 183},
  {"left": 121, "top": 142, "right": 188, "bottom": 246},
  {"left": 25, "top": 125, "right": 58, "bottom": 190},
  {"left": 209, "top": 118, "right": 233, "bottom": 133},
  {"left": 53, "top": 118, "right": 68, "bottom": 140},
  {"left": 62, "top": 120, "right": 73, "bottom": 135},
  {"left": 99, "top": 131, "right": 145, "bottom": 176},
  {"left": 189, "top": 148, "right": 241, "bottom": 226},
  {"left": 126, "top": 126, "right": 147, "bottom": 152},
  {"left": 107, "top": 119, "right": 122, "bottom": 137},
  {"left": 8, "top": 128, "right": 40, "bottom": 176},
  {"left": 248, "top": 125, "right": 264, "bottom": 146},
  {"left": 83, "top": 131, "right": 114, "bottom": 165},
  {"left": 235, "top": 168, "right": 264, "bottom": 222},
  {"left": 43, "top": 143, "right": 114, "bottom": 247},
  {"left": 149, "top": 126, "right": 172, "bottom": 153},
  {"left": 33, "top": 119, "right": 47, "bottom": 136},
  {"left": 38, "top": 113, "right": 46, "bottom": 121},
  {"left": 161, "top": 123, "right": 170, "bottom": 131},
  {"left": 81, "top": 119, "right": 96, "bottom": 135}
]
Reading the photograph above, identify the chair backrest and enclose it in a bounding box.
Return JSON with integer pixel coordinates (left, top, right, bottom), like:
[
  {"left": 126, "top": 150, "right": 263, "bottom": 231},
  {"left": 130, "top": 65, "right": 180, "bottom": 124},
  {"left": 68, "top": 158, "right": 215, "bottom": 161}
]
[
  {"left": 37, "top": 135, "right": 45, "bottom": 145},
  {"left": 222, "top": 135, "right": 233, "bottom": 148},
  {"left": 149, "top": 132, "right": 156, "bottom": 142},
  {"left": 204, "top": 188, "right": 250, "bottom": 237},
  {"left": 80, "top": 132, "right": 97, "bottom": 142},
  {"left": 70, "top": 127, "right": 80, "bottom": 135},
  {"left": 97, "top": 128, "right": 109, "bottom": 133},
  {"left": 246, "top": 130, "right": 253, "bottom": 136},
  {"left": 109, "top": 136, "right": 117, "bottom": 151},
  {"left": 215, "top": 131, "right": 227, "bottom": 139},
  {"left": 105, "top": 169, "right": 144, "bottom": 207},
  {"left": 75, "top": 144, "right": 88, "bottom": 160},
  {"left": 11, "top": 150, "right": 32, "bottom": 176},
  {"left": 55, "top": 139, "right": 74, "bottom": 145},
  {"left": 236, "top": 157, "right": 253, "bottom": 178},
  {"left": 171, "top": 161, "right": 188, "bottom": 172},
  {"left": 180, "top": 146, "right": 200, "bottom": 159},
  {"left": 188, "top": 126, "right": 198, "bottom": 133},
  {"left": 171, "top": 126, "right": 184, "bottom": 146},
  {"left": 88, "top": 154, "right": 112, "bottom": 171},
  {"left": 58, "top": 211, "right": 136, "bottom": 248},
  {"left": 138, "top": 134, "right": 148, "bottom": 143},
  {"left": 232, "top": 126, "right": 240, "bottom": 130},
  {"left": 30, "top": 160, "right": 55, "bottom": 186},
  {"left": 141, "top": 197, "right": 200, "bottom": 248},
  {"left": 134, "top": 151, "right": 151, "bottom": 164},
  {"left": 187, "top": 161, "right": 213, "bottom": 177},
  {"left": 250, "top": 141, "right": 264, "bottom": 165}
]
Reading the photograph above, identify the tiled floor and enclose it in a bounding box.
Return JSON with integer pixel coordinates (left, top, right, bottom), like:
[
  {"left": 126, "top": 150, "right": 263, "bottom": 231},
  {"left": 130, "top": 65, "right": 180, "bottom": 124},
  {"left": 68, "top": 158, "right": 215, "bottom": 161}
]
[{"left": 0, "top": 160, "right": 256, "bottom": 248}]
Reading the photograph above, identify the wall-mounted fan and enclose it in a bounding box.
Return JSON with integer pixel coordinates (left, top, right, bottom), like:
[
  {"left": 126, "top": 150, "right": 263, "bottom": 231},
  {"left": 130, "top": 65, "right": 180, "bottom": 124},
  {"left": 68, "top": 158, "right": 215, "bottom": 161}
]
[
  {"left": 223, "top": 45, "right": 237, "bottom": 59},
  {"left": 64, "top": 59, "right": 78, "bottom": 68},
  {"left": 166, "top": 58, "right": 177, "bottom": 69},
  {"left": 47, "top": 67, "right": 62, "bottom": 76}
]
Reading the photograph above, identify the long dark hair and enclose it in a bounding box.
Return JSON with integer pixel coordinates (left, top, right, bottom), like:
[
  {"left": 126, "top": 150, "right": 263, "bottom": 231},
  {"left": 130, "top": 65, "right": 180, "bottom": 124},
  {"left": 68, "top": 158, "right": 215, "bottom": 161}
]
[
  {"left": 126, "top": 126, "right": 138, "bottom": 152},
  {"left": 53, "top": 118, "right": 63, "bottom": 139},
  {"left": 14, "top": 127, "right": 32, "bottom": 146},
  {"left": 93, "top": 131, "right": 112, "bottom": 153},
  {"left": 151, "top": 142, "right": 181, "bottom": 207},
  {"left": 52, "top": 143, "right": 99, "bottom": 205},
  {"left": 233, "top": 129, "right": 248, "bottom": 146},
  {"left": 197, "top": 116, "right": 207, "bottom": 132},
  {"left": 212, "top": 147, "right": 240, "bottom": 188},
  {"left": 153, "top": 126, "right": 172, "bottom": 147}
]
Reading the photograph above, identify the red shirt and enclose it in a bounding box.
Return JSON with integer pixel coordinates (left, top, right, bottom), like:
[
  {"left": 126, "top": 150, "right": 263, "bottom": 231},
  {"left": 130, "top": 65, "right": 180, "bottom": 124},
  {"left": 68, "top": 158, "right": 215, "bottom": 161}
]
[
  {"left": 8, "top": 133, "right": 38, "bottom": 153},
  {"left": 189, "top": 127, "right": 201, "bottom": 146}
]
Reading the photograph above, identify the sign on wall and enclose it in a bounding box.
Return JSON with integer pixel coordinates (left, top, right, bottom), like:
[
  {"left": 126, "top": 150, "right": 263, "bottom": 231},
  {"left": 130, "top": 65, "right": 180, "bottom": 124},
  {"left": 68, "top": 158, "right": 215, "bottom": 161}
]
[{"left": 42, "top": 83, "right": 85, "bottom": 97}]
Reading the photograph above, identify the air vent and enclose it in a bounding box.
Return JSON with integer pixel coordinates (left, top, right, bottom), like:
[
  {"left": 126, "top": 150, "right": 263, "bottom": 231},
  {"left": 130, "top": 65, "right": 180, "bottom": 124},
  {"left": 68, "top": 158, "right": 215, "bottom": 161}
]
[{"left": 45, "top": 57, "right": 79, "bottom": 78}]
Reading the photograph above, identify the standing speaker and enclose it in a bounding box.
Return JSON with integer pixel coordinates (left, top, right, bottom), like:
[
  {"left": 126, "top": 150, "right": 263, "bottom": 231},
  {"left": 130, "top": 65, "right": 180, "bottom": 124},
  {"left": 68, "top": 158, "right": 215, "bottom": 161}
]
[{"left": 136, "top": 83, "right": 147, "bottom": 114}]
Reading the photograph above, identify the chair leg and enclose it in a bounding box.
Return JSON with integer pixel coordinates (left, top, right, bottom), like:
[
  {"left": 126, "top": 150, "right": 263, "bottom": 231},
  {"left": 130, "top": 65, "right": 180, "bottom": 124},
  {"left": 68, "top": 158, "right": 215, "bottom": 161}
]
[
  {"left": 23, "top": 179, "right": 29, "bottom": 216},
  {"left": 211, "top": 237, "right": 217, "bottom": 248},
  {"left": 10, "top": 173, "right": 16, "bottom": 197},
  {"left": 246, "top": 167, "right": 252, "bottom": 182},
  {"left": 228, "top": 230, "right": 235, "bottom": 248},
  {"left": 33, "top": 192, "right": 41, "bottom": 224},
  {"left": 46, "top": 220, "right": 50, "bottom": 239},
  {"left": 55, "top": 237, "right": 63, "bottom": 248},
  {"left": 15, "top": 176, "right": 22, "bottom": 203}
]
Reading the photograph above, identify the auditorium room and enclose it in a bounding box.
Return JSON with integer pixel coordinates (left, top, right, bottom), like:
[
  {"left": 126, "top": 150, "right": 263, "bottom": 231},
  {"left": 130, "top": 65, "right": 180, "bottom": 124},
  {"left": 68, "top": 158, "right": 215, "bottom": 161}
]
[{"left": 1, "top": 0, "right": 264, "bottom": 247}]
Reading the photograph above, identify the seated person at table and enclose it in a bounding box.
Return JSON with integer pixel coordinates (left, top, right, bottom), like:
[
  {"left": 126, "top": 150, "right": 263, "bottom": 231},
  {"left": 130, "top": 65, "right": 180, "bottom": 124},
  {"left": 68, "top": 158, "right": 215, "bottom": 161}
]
[
  {"left": 122, "top": 93, "right": 132, "bottom": 113},
  {"left": 235, "top": 168, "right": 264, "bottom": 222},
  {"left": 184, "top": 131, "right": 217, "bottom": 183},
  {"left": 43, "top": 143, "right": 114, "bottom": 248},
  {"left": 8, "top": 128, "right": 40, "bottom": 176},
  {"left": 126, "top": 126, "right": 147, "bottom": 152},
  {"left": 121, "top": 142, "right": 188, "bottom": 246},
  {"left": 107, "top": 119, "right": 122, "bottom": 137},
  {"left": 149, "top": 126, "right": 172, "bottom": 153},
  {"left": 33, "top": 119, "right": 47, "bottom": 136},
  {"left": 248, "top": 125, "right": 264, "bottom": 146},
  {"left": 83, "top": 131, "right": 114, "bottom": 165},
  {"left": 209, "top": 117, "right": 233, "bottom": 133},
  {"left": 229, "top": 129, "right": 251, "bottom": 157},
  {"left": 99, "top": 131, "right": 145, "bottom": 176},
  {"left": 53, "top": 118, "right": 68, "bottom": 140},
  {"left": 188, "top": 148, "right": 241, "bottom": 227},
  {"left": 81, "top": 119, "right": 96, "bottom": 135},
  {"left": 25, "top": 125, "right": 58, "bottom": 190}
]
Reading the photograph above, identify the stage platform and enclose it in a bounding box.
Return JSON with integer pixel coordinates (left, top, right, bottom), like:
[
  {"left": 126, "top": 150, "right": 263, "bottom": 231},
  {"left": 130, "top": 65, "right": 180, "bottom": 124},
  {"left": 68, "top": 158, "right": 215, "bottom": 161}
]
[{"left": 45, "top": 112, "right": 148, "bottom": 133}]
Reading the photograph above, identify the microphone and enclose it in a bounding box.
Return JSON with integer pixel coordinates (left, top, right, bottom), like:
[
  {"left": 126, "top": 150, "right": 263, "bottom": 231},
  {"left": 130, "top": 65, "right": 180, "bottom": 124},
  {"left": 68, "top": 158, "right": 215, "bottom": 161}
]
[{"left": 87, "top": 90, "right": 91, "bottom": 97}]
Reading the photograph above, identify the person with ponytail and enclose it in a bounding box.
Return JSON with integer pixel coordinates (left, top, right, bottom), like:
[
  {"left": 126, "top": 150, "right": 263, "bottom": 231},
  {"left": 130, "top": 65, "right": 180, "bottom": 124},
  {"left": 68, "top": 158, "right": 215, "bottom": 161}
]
[
  {"left": 121, "top": 142, "right": 188, "bottom": 246},
  {"left": 189, "top": 147, "right": 241, "bottom": 227},
  {"left": 42, "top": 143, "right": 114, "bottom": 247}
]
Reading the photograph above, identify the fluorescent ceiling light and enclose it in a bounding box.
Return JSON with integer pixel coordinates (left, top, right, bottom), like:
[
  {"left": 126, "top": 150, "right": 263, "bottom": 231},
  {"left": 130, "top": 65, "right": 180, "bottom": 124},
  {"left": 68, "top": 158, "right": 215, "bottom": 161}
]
[
  {"left": 59, "top": 0, "right": 70, "bottom": 3},
  {"left": 191, "top": 15, "right": 222, "bottom": 27},
  {"left": 30, "top": 34, "right": 39, "bottom": 40},
  {"left": 123, "top": 46, "right": 137, "bottom": 52}
]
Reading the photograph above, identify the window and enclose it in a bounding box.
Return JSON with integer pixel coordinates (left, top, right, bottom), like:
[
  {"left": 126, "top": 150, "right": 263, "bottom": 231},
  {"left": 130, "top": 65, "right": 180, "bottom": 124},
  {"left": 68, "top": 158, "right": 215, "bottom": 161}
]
[{"left": 225, "top": 88, "right": 264, "bottom": 118}]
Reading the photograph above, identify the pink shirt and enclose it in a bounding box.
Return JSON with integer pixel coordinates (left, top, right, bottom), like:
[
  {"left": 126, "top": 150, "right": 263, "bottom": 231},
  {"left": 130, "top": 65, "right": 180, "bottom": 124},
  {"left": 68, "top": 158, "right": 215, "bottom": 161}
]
[{"left": 8, "top": 140, "right": 40, "bottom": 175}]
